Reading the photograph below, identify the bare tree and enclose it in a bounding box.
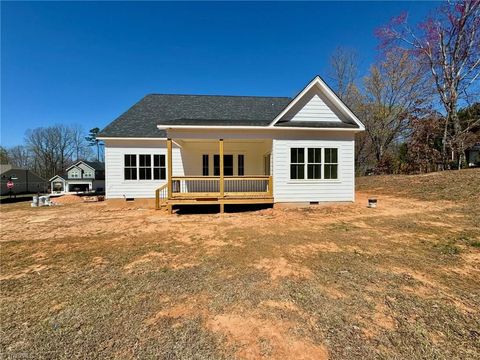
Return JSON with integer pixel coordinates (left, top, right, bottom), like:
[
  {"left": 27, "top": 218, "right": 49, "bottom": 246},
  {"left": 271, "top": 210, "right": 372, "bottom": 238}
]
[
  {"left": 6, "top": 145, "right": 32, "bottom": 169},
  {"left": 376, "top": 0, "right": 480, "bottom": 167},
  {"left": 330, "top": 47, "right": 358, "bottom": 102},
  {"left": 24, "top": 125, "right": 88, "bottom": 179},
  {"left": 361, "top": 49, "right": 433, "bottom": 165}
]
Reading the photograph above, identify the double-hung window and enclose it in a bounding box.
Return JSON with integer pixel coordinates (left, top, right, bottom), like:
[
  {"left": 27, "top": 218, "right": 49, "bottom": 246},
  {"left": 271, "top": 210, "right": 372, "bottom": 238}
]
[
  {"left": 307, "top": 148, "right": 322, "bottom": 179},
  {"left": 290, "top": 147, "right": 338, "bottom": 180},
  {"left": 324, "top": 148, "right": 338, "bottom": 179},
  {"left": 139, "top": 155, "right": 152, "bottom": 180},
  {"left": 153, "top": 155, "right": 166, "bottom": 180},
  {"left": 124, "top": 155, "right": 137, "bottom": 180},
  {"left": 290, "top": 148, "right": 305, "bottom": 180}
]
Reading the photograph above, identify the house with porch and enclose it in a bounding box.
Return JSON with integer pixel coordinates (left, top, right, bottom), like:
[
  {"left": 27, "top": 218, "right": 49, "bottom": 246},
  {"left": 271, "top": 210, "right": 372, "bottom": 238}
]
[
  {"left": 98, "top": 76, "right": 365, "bottom": 212},
  {"left": 50, "top": 160, "right": 105, "bottom": 194}
]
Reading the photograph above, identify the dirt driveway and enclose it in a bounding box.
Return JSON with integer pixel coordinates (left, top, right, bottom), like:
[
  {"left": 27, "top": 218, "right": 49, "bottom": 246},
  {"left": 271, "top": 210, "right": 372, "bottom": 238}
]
[{"left": 1, "top": 170, "right": 479, "bottom": 359}]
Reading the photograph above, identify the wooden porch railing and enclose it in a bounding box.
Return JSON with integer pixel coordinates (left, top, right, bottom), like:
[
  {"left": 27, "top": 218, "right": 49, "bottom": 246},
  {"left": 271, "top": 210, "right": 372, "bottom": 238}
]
[
  {"left": 171, "top": 175, "right": 273, "bottom": 198},
  {"left": 155, "top": 175, "right": 273, "bottom": 209},
  {"left": 155, "top": 183, "right": 169, "bottom": 209}
]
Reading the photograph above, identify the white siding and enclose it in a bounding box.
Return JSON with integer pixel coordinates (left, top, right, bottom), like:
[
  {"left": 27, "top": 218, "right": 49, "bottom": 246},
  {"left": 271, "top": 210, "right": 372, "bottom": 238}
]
[
  {"left": 280, "top": 87, "right": 344, "bottom": 123},
  {"left": 272, "top": 134, "right": 355, "bottom": 203},
  {"left": 103, "top": 133, "right": 357, "bottom": 202},
  {"left": 104, "top": 140, "right": 184, "bottom": 199}
]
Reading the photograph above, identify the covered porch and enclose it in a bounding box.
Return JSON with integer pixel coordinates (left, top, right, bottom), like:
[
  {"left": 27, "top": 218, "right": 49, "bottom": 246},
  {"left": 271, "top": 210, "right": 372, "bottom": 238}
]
[{"left": 155, "top": 138, "right": 273, "bottom": 212}]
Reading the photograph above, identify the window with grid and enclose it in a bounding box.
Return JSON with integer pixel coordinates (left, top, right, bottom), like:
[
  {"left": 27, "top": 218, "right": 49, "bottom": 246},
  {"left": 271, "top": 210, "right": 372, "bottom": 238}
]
[
  {"left": 153, "top": 155, "right": 166, "bottom": 180},
  {"left": 324, "top": 148, "right": 338, "bottom": 179},
  {"left": 139, "top": 154, "right": 152, "bottom": 180},
  {"left": 307, "top": 148, "right": 322, "bottom": 179},
  {"left": 124, "top": 154, "right": 137, "bottom": 180},
  {"left": 290, "top": 148, "right": 305, "bottom": 179}
]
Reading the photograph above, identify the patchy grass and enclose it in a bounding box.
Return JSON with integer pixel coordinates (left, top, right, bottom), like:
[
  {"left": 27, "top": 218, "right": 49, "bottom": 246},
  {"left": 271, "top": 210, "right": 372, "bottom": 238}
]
[{"left": 1, "top": 169, "right": 479, "bottom": 359}]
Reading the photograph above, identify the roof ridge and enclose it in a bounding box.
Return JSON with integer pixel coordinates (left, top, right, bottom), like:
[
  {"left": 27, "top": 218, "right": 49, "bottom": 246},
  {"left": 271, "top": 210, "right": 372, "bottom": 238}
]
[{"left": 146, "top": 93, "right": 291, "bottom": 99}]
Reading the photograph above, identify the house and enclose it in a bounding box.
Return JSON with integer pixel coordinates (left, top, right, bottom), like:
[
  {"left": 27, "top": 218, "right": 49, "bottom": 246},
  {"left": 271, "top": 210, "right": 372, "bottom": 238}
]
[
  {"left": 466, "top": 143, "right": 480, "bottom": 167},
  {"left": 0, "top": 164, "right": 47, "bottom": 195},
  {"left": 49, "top": 160, "right": 105, "bottom": 194},
  {"left": 98, "top": 76, "right": 365, "bottom": 212}
]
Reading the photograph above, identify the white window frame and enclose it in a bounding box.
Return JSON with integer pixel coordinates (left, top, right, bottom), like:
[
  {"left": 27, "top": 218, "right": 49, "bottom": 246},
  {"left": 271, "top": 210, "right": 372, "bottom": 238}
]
[{"left": 288, "top": 146, "right": 340, "bottom": 183}]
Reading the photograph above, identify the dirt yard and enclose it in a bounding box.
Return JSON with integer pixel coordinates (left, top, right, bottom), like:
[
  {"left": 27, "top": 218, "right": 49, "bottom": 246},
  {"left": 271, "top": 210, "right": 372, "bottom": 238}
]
[{"left": 1, "top": 169, "right": 479, "bottom": 359}]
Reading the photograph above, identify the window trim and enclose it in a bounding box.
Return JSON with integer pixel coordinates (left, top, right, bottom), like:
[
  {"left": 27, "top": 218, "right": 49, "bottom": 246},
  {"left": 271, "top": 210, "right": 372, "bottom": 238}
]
[
  {"left": 153, "top": 154, "right": 166, "bottom": 180},
  {"left": 138, "top": 154, "right": 152, "bottom": 180},
  {"left": 288, "top": 146, "right": 341, "bottom": 183},
  {"left": 123, "top": 153, "right": 167, "bottom": 182},
  {"left": 124, "top": 154, "right": 138, "bottom": 181}
]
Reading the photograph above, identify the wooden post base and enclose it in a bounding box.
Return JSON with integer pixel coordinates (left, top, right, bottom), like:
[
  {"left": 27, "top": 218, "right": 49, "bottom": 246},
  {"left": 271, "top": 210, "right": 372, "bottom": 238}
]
[{"left": 219, "top": 203, "right": 224, "bottom": 213}]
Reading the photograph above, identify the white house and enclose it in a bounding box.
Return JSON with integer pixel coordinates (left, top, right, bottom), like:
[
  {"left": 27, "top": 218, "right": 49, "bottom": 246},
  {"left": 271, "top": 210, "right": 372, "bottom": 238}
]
[
  {"left": 49, "top": 160, "right": 105, "bottom": 194},
  {"left": 98, "top": 76, "right": 365, "bottom": 212}
]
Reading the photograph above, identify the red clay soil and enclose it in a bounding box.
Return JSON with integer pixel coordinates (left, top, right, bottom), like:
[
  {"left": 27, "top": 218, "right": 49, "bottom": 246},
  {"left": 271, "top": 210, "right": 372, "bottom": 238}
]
[{"left": 51, "top": 194, "right": 84, "bottom": 204}]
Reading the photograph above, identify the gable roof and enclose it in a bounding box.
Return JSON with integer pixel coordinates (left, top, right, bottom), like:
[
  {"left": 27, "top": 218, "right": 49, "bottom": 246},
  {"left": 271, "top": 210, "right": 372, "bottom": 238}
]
[
  {"left": 269, "top": 76, "right": 365, "bottom": 130},
  {"left": 66, "top": 160, "right": 105, "bottom": 172},
  {"left": 98, "top": 77, "right": 364, "bottom": 138}
]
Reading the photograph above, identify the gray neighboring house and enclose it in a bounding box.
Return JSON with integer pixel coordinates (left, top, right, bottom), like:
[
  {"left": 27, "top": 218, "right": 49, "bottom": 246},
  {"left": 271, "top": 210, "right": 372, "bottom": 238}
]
[
  {"left": 50, "top": 160, "right": 105, "bottom": 194},
  {"left": 0, "top": 164, "right": 47, "bottom": 195}
]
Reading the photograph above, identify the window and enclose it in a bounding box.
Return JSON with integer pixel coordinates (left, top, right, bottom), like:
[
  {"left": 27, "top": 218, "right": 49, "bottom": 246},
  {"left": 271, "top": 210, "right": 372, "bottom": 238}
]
[
  {"left": 238, "top": 155, "right": 244, "bottom": 176},
  {"left": 324, "top": 148, "right": 338, "bottom": 179},
  {"left": 202, "top": 155, "right": 209, "bottom": 176},
  {"left": 124, "top": 154, "right": 137, "bottom": 180},
  {"left": 290, "top": 147, "right": 339, "bottom": 180},
  {"left": 290, "top": 148, "right": 305, "bottom": 179},
  {"left": 307, "top": 148, "right": 321, "bottom": 179},
  {"left": 70, "top": 170, "right": 80, "bottom": 179},
  {"left": 153, "top": 155, "right": 166, "bottom": 180},
  {"left": 213, "top": 155, "right": 234, "bottom": 176},
  {"left": 84, "top": 170, "right": 93, "bottom": 178},
  {"left": 139, "top": 155, "right": 152, "bottom": 180}
]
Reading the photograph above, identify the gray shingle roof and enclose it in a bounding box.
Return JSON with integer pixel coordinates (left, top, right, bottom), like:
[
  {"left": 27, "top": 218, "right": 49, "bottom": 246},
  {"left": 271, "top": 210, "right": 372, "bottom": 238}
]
[
  {"left": 99, "top": 94, "right": 292, "bottom": 138},
  {"left": 83, "top": 161, "right": 105, "bottom": 171},
  {"left": 99, "top": 92, "right": 361, "bottom": 138}
]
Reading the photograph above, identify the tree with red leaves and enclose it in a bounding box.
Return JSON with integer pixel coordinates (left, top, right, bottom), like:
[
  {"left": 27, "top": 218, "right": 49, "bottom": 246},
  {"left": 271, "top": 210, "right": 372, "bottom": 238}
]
[{"left": 376, "top": 0, "right": 480, "bottom": 168}]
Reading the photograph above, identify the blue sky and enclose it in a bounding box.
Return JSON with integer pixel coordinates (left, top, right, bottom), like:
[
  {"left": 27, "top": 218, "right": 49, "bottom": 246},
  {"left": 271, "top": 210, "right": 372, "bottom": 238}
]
[{"left": 1, "top": 1, "right": 439, "bottom": 147}]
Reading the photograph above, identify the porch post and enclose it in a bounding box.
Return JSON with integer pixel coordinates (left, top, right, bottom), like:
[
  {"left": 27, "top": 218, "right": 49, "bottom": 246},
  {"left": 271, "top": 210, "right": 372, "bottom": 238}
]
[
  {"left": 219, "top": 138, "right": 224, "bottom": 213},
  {"left": 167, "top": 138, "right": 173, "bottom": 199}
]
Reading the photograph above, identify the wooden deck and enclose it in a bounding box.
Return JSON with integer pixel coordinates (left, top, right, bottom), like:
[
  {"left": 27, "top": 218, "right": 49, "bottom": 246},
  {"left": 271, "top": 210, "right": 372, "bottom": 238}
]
[
  {"left": 156, "top": 138, "right": 273, "bottom": 213},
  {"left": 155, "top": 175, "right": 273, "bottom": 212}
]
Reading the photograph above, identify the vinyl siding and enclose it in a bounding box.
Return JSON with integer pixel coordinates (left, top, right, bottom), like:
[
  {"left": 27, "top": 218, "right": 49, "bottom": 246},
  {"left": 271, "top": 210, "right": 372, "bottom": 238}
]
[
  {"left": 280, "top": 87, "right": 344, "bottom": 123},
  {"left": 272, "top": 135, "right": 355, "bottom": 203},
  {"left": 104, "top": 140, "right": 184, "bottom": 199}
]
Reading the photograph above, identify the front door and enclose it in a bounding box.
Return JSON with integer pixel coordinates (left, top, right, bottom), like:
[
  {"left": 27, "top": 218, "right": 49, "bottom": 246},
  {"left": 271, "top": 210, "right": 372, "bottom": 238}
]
[{"left": 213, "top": 155, "right": 234, "bottom": 176}]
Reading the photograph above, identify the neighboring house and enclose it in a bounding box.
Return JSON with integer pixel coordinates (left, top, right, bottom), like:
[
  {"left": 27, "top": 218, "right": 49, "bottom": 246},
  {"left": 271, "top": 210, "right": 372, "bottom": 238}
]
[
  {"left": 98, "top": 76, "right": 365, "bottom": 212},
  {"left": 466, "top": 143, "right": 480, "bottom": 167},
  {"left": 0, "top": 164, "right": 47, "bottom": 195},
  {"left": 49, "top": 160, "right": 105, "bottom": 194}
]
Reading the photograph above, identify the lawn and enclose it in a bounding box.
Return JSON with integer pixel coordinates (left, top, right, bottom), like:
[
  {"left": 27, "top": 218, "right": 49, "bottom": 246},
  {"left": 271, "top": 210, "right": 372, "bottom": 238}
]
[{"left": 1, "top": 169, "right": 479, "bottom": 359}]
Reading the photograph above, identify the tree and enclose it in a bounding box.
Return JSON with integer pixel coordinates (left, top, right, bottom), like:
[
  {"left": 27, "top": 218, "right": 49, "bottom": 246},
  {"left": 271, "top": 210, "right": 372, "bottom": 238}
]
[
  {"left": 407, "top": 115, "right": 444, "bottom": 173},
  {"left": 24, "top": 125, "right": 89, "bottom": 179},
  {"left": 376, "top": 0, "right": 480, "bottom": 167},
  {"left": 85, "top": 127, "right": 103, "bottom": 162},
  {"left": 6, "top": 145, "right": 32, "bottom": 169},
  {"left": 361, "top": 49, "right": 433, "bottom": 166},
  {"left": 0, "top": 146, "right": 8, "bottom": 164},
  {"left": 328, "top": 47, "right": 360, "bottom": 107}
]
